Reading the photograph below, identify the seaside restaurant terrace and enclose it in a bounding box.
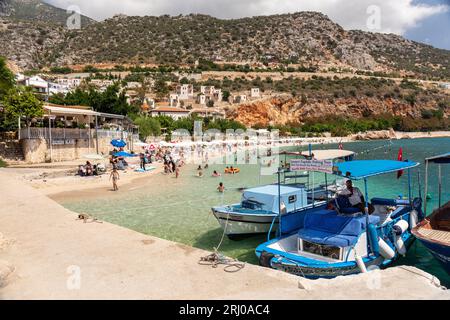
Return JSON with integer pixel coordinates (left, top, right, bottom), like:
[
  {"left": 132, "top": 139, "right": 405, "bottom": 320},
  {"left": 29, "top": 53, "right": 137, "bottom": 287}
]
[{"left": 18, "top": 103, "right": 138, "bottom": 162}]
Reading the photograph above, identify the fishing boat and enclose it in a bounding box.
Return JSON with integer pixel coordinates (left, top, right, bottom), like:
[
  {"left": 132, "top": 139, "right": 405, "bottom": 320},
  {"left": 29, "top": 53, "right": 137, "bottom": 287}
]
[
  {"left": 211, "top": 149, "right": 355, "bottom": 240},
  {"left": 255, "top": 159, "right": 424, "bottom": 278},
  {"left": 412, "top": 152, "right": 450, "bottom": 275}
]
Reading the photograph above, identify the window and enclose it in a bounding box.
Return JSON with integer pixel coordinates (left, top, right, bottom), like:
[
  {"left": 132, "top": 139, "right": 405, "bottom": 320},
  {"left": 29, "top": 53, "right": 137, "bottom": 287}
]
[{"left": 288, "top": 195, "right": 297, "bottom": 203}]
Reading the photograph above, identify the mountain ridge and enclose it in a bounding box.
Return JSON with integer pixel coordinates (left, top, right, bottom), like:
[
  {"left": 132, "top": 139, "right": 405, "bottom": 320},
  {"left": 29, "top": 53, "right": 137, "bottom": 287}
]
[{"left": 0, "top": 4, "right": 448, "bottom": 80}]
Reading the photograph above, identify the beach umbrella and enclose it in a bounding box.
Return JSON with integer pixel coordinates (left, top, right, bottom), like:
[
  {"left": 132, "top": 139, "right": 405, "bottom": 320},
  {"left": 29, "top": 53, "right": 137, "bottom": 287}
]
[
  {"left": 111, "top": 139, "right": 127, "bottom": 148},
  {"left": 114, "top": 151, "right": 137, "bottom": 157}
]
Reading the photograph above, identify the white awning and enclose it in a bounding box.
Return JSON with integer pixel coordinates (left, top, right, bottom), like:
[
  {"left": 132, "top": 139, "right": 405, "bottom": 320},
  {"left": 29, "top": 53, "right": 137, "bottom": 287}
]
[
  {"left": 300, "top": 149, "right": 355, "bottom": 160},
  {"left": 44, "top": 105, "right": 100, "bottom": 116}
]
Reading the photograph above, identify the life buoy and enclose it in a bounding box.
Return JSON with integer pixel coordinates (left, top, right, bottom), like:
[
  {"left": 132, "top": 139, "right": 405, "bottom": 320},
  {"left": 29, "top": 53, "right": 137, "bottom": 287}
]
[{"left": 225, "top": 168, "right": 240, "bottom": 174}]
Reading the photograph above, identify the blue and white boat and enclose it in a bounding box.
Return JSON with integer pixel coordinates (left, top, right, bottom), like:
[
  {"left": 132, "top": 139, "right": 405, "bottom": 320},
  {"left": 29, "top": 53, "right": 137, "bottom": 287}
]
[
  {"left": 256, "top": 159, "right": 425, "bottom": 278},
  {"left": 412, "top": 152, "right": 450, "bottom": 275},
  {"left": 211, "top": 149, "right": 355, "bottom": 240}
]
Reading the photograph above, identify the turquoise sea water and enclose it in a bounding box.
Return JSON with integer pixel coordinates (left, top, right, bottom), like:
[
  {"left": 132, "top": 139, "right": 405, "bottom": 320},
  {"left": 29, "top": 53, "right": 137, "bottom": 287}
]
[{"left": 61, "top": 137, "right": 450, "bottom": 287}]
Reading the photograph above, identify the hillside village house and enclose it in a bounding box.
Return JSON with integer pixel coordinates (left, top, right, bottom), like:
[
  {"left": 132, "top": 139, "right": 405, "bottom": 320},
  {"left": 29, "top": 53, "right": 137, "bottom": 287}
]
[
  {"left": 55, "top": 77, "right": 82, "bottom": 88},
  {"left": 169, "top": 94, "right": 180, "bottom": 107},
  {"left": 23, "top": 76, "right": 49, "bottom": 94},
  {"left": 197, "top": 94, "right": 207, "bottom": 105},
  {"left": 199, "top": 86, "right": 223, "bottom": 103},
  {"left": 18, "top": 104, "right": 137, "bottom": 163},
  {"left": 190, "top": 108, "right": 226, "bottom": 120},
  {"left": 48, "top": 83, "right": 70, "bottom": 95},
  {"left": 126, "top": 82, "right": 142, "bottom": 89},
  {"left": 149, "top": 106, "right": 190, "bottom": 120},
  {"left": 176, "top": 84, "right": 194, "bottom": 100},
  {"left": 251, "top": 88, "right": 260, "bottom": 98},
  {"left": 231, "top": 94, "right": 248, "bottom": 104}
]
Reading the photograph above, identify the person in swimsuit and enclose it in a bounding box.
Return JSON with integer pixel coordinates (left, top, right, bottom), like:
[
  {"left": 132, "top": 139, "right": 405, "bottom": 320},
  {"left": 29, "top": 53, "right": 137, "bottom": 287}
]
[{"left": 110, "top": 168, "right": 120, "bottom": 191}]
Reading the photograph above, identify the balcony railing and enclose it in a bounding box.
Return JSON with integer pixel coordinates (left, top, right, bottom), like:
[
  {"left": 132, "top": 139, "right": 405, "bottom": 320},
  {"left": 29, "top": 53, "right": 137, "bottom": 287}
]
[{"left": 19, "top": 128, "right": 138, "bottom": 141}]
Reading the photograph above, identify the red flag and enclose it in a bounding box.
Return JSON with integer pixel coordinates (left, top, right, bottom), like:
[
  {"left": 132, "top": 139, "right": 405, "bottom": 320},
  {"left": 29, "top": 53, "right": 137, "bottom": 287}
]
[{"left": 397, "top": 147, "right": 403, "bottom": 179}]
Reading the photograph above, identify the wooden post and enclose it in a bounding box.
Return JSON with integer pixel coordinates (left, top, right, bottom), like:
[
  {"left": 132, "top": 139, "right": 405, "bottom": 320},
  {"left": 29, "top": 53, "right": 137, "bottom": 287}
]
[
  {"left": 49, "top": 113, "right": 53, "bottom": 163},
  {"left": 95, "top": 115, "right": 99, "bottom": 154}
]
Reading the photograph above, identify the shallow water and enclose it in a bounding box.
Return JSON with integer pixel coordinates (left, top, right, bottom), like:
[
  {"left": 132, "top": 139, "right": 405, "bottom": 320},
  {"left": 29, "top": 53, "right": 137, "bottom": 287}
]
[{"left": 61, "top": 137, "right": 450, "bottom": 287}]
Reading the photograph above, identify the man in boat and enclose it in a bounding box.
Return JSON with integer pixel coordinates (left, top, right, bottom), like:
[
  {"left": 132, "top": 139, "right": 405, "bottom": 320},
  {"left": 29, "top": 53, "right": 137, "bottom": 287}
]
[{"left": 337, "top": 180, "right": 374, "bottom": 214}]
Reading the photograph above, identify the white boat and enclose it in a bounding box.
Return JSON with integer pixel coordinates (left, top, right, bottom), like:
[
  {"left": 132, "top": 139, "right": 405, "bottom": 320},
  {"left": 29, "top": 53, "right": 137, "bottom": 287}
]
[
  {"left": 211, "top": 185, "right": 311, "bottom": 240},
  {"left": 211, "top": 148, "right": 355, "bottom": 240}
]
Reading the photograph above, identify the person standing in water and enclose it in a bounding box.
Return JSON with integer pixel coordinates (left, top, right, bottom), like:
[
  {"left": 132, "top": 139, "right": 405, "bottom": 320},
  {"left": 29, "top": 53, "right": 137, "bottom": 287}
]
[
  {"left": 217, "top": 182, "right": 225, "bottom": 193},
  {"left": 175, "top": 166, "right": 180, "bottom": 179},
  {"left": 110, "top": 168, "right": 120, "bottom": 191}
]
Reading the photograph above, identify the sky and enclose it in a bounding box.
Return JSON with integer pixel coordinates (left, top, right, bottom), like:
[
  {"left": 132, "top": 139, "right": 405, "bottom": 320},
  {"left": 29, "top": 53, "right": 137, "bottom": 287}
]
[{"left": 46, "top": 0, "right": 450, "bottom": 50}]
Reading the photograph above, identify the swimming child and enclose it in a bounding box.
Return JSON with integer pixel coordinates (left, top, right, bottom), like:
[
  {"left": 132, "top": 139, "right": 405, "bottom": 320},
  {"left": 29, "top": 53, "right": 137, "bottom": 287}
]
[
  {"left": 110, "top": 168, "right": 120, "bottom": 191},
  {"left": 212, "top": 170, "right": 221, "bottom": 177},
  {"left": 217, "top": 182, "right": 225, "bottom": 193}
]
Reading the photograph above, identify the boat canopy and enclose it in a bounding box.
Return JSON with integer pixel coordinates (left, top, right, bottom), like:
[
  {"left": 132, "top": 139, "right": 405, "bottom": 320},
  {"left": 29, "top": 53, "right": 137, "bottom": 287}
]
[
  {"left": 279, "top": 149, "right": 354, "bottom": 160},
  {"left": 243, "top": 185, "right": 307, "bottom": 214},
  {"left": 300, "top": 149, "right": 355, "bottom": 160},
  {"left": 334, "top": 160, "right": 419, "bottom": 180},
  {"left": 426, "top": 152, "right": 450, "bottom": 164}
]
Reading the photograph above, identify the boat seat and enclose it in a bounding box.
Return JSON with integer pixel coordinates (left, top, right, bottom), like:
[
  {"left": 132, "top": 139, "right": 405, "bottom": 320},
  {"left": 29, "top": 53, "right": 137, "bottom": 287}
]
[
  {"left": 334, "top": 196, "right": 361, "bottom": 214},
  {"left": 298, "top": 210, "right": 380, "bottom": 247}
]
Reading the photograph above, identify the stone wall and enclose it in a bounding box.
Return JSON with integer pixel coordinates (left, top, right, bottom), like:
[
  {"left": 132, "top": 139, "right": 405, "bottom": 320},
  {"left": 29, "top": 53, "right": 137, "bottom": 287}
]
[{"left": 20, "top": 137, "right": 137, "bottom": 163}]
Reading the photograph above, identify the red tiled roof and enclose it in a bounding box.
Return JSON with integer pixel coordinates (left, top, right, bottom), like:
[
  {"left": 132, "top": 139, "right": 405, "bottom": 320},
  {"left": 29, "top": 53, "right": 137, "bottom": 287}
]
[{"left": 150, "top": 107, "right": 190, "bottom": 113}]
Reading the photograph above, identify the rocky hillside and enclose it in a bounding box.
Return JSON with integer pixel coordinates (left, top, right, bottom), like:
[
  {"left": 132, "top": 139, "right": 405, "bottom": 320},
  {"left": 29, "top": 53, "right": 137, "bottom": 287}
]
[
  {"left": 0, "top": 6, "right": 449, "bottom": 79},
  {"left": 0, "top": 0, "right": 94, "bottom": 26},
  {"left": 226, "top": 77, "right": 450, "bottom": 129},
  {"left": 55, "top": 13, "right": 450, "bottom": 79},
  {"left": 229, "top": 95, "right": 447, "bottom": 128}
]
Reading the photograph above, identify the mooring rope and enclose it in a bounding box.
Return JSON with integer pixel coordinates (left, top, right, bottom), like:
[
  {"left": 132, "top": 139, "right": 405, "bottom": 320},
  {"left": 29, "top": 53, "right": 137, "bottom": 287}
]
[{"left": 199, "top": 204, "right": 245, "bottom": 273}]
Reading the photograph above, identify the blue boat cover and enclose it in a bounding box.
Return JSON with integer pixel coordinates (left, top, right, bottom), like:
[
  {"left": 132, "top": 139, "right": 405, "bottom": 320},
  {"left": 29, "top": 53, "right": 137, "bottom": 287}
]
[
  {"left": 335, "top": 160, "right": 419, "bottom": 180},
  {"left": 298, "top": 210, "right": 380, "bottom": 247}
]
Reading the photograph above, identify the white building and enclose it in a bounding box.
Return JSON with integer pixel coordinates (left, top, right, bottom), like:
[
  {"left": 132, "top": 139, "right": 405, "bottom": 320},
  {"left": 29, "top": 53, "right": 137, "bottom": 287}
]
[
  {"left": 25, "top": 76, "right": 49, "bottom": 94},
  {"left": 197, "top": 94, "right": 207, "bottom": 105},
  {"left": 169, "top": 94, "right": 180, "bottom": 107},
  {"left": 251, "top": 88, "right": 260, "bottom": 98},
  {"left": 55, "top": 78, "right": 82, "bottom": 88},
  {"left": 48, "top": 82, "right": 70, "bottom": 95},
  {"left": 126, "top": 82, "right": 142, "bottom": 89},
  {"left": 232, "top": 94, "right": 247, "bottom": 104},
  {"left": 176, "top": 84, "right": 194, "bottom": 100},
  {"left": 200, "top": 86, "right": 223, "bottom": 102},
  {"left": 149, "top": 106, "right": 190, "bottom": 120}
]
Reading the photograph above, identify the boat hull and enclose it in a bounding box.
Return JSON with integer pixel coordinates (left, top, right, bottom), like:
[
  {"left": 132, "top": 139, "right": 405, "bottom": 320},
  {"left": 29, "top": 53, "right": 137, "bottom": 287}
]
[
  {"left": 417, "top": 238, "right": 450, "bottom": 275},
  {"left": 211, "top": 209, "right": 278, "bottom": 238}
]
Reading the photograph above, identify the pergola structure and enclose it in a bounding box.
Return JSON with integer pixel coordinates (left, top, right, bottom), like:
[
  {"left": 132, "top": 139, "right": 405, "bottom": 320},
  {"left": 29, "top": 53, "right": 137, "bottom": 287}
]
[{"left": 19, "top": 103, "right": 137, "bottom": 161}]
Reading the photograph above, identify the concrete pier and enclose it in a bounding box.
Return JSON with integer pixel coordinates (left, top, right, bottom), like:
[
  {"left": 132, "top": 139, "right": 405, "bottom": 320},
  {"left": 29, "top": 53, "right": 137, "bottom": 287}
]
[{"left": 0, "top": 170, "right": 448, "bottom": 300}]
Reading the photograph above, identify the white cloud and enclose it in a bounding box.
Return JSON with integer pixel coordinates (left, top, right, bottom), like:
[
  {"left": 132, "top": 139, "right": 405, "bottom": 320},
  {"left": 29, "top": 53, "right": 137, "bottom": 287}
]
[{"left": 46, "top": 0, "right": 448, "bottom": 35}]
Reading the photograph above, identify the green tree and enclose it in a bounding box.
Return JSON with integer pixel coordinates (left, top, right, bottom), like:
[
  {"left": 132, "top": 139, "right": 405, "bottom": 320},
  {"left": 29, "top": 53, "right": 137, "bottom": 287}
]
[
  {"left": 3, "top": 88, "right": 44, "bottom": 127},
  {"left": 134, "top": 116, "right": 161, "bottom": 139},
  {"left": 0, "top": 57, "right": 15, "bottom": 97}
]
